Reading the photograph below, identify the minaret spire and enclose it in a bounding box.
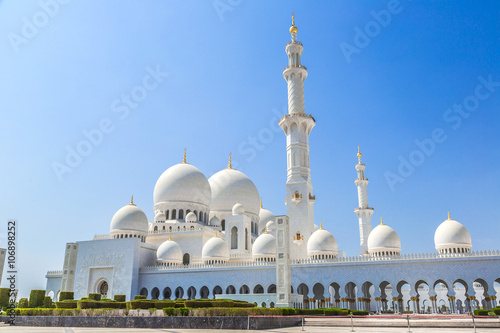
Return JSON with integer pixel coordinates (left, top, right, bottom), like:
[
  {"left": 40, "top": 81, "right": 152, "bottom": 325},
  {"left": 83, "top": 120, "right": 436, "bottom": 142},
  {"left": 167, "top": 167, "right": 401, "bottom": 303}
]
[
  {"left": 279, "top": 15, "right": 315, "bottom": 259},
  {"left": 228, "top": 152, "right": 232, "bottom": 169},
  {"left": 354, "top": 146, "right": 374, "bottom": 255},
  {"left": 183, "top": 148, "right": 187, "bottom": 163}
]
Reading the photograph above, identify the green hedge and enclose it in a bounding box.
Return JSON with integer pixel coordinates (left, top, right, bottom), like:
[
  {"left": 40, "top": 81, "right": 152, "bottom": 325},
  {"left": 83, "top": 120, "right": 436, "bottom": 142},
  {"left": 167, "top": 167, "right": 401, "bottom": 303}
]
[
  {"left": 0, "top": 288, "right": 10, "bottom": 308},
  {"left": 88, "top": 293, "right": 101, "bottom": 301},
  {"left": 59, "top": 291, "right": 74, "bottom": 302},
  {"left": 134, "top": 295, "right": 147, "bottom": 300},
  {"left": 18, "top": 298, "right": 29, "bottom": 308},
  {"left": 474, "top": 309, "right": 490, "bottom": 316},
  {"left": 43, "top": 296, "right": 53, "bottom": 308},
  {"left": 493, "top": 309, "right": 500, "bottom": 315},
  {"left": 324, "top": 308, "right": 349, "bottom": 316},
  {"left": 352, "top": 310, "right": 369, "bottom": 316},
  {"left": 128, "top": 300, "right": 155, "bottom": 309},
  {"left": 28, "top": 290, "right": 45, "bottom": 308},
  {"left": 55, "top": 300, "right": 78, "bottom": 309},
  {"left": 114, "top": 295, "right": 126, "bottom": 302},
  {"left": 77, "top": 300, "right": 126, "bottom": 309},
  {"left": 296, "top": 308, "right": 324, "bottom": 315}
]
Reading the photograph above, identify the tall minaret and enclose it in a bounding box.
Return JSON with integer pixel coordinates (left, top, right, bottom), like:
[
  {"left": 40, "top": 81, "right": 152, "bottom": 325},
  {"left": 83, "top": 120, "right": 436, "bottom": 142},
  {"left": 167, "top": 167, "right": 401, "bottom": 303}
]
[
  {"left": 354, "top": 146, "right": 374, "bottom": 255},
  {"left": 279, "top": 14, "right": 316, "bottom": 259}
]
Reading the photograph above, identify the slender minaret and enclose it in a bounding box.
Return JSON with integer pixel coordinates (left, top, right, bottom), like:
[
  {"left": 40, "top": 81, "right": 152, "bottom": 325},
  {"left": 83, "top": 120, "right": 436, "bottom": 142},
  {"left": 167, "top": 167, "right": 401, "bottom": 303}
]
[
  {"left": 354, "top": 146, "right": 374, "bottom": 255},
  {"left": 279, "top": 14, "right": 316, "bottom": 259}
]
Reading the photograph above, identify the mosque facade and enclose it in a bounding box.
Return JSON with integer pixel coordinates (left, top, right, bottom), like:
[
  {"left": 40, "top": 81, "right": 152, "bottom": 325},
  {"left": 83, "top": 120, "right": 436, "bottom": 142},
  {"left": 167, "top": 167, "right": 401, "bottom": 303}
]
[{"left": 45, "top": 17, "right": 500, "bottom": 314}]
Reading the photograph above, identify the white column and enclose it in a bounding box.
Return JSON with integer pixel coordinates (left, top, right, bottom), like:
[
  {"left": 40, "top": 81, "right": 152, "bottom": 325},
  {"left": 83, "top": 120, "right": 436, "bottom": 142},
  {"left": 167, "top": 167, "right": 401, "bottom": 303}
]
[{"left": 275, "top": 216, "right": 292, "bottom": 308}]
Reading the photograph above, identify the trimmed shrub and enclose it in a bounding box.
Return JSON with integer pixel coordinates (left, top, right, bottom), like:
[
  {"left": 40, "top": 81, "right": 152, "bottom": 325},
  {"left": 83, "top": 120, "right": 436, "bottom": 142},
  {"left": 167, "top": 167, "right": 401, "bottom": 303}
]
[
  {"left": 175, "top": 301, "right": 185, "bottom": 308},
  {"left": 179, "top": 307, "right": 189, "bottom": 316},
  {"left": 28, "top": 290, "right": 45, "bottom": 308},
  {"left": 101, "top": 298, "right": 113, "bottom": 301},
  {"left": 134, "top": 295, "right": 147, "bottom": 300},
  {"left": 114, "top": 295, "right": 126, "bottom": 302},
  {"left": 88, "top": 293, "right": 101, "bottom": 301},
  {"left": 352, "top": 310, "right": 369, "bottom": 316},
  {"left": 492, "top": 308, "right": 500, "bottom": 316},
  {"left": 154, "top": 300, "right": 175, "bottom": 309},
  {"left": 18, "top": 298, "right": 29, "bottom": 308},
  {"left": 43, "top": 296, "right": 53, "bottom": 308},
  {"left": 80, "top": 297, "right": 89, "bottom": 300},
  {"left": 297, "top": 308, "right": 324, "bottom": 315},
  {"left": 129, "top": 300, "right": 155, "bottom": 309},
  {"left": 163, "top": 307, "right": 175, "bottom": 316},
  {"left": 0, "top": 288, "right": 10, "bottom": 308},
  {"left": 184, "top": 300, "right": 213, "bottom": 308},
  {"left": 474, "top": 309, "right": 490, "bottom": 316},
  {"left": 55, "top": 300, "right": 78, "bottom": 309},
  {"left": 279, "top": 307, "right": 297, "bottom": 315},
  {"left": 77, "top": 300, "right": 126, "bottom": 309},
  {"left": 59, "top": 291, "right": 74, "bottom": 302}
]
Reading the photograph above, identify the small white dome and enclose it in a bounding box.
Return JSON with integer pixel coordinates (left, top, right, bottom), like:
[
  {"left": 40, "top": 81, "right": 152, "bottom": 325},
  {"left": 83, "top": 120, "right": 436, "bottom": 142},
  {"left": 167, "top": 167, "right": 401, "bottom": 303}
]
[
  {"left": 154, "top": 210, "right": 166, "bottom": 223},
  {"left": 232, "top": 202, "right": 245, "bottom": 215},
  {"left": 434, "top": 215, "right": 471, "bottom": 253},
  {"left": 185, "top": 212, "right": 197, "bottom": 223},
  {"left": 154, "top": 163, "right": 211, "bottom": 208},
  {"left": 259, "top": 207, "right": 275, "bottom": 231},
  {"left": 266, "top": 220, "right": 276, "bottom": 232},
  {"left": 209, "top": 216, "right": 221, "bottom": 226},
  {"left": 252, "top": 232, "right": 276, "bottom": 259},
  {"left": 367, "top": 222, "right": 401, "bottom": 255},
  {"left": 307, "top": 227, "right": 338, "bottom": 258},
  {"left": 157, "top": 238, "right": 182, "bottom": 264},
  {"left": 110, "top": 202, "right": 148, "bottom": 234},
  {"left": 209, "top": 168, "right": 260, "bottom": 217},
  {"left": 202, "top": 236, "right": 229, "bottom": 263}
]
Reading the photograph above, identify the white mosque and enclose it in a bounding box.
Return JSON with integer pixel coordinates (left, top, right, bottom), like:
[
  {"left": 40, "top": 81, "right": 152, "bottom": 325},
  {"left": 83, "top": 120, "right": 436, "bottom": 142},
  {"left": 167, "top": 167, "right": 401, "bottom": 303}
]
[{"left": 45, "top": 16, "right": 500, "bottom": 313}]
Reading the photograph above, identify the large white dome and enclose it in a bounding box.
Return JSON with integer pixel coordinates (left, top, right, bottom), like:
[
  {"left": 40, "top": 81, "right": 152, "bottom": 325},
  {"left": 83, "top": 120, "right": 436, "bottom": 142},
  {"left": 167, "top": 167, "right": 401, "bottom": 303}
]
[
  {"left": 259, "top": 207, "right": 275, "bottom": 231},
  {"left": 209, "top": 168, "right": 260, "bottom": 217},
  {"left": 202, "top": 235, "right": 229, "bottom": 263},
  {"left": 157, "top": 238, "right": 183, "bottom": 264},
  {"left": 367, "top": 221, "right": 401, "bottom": 255},
  {"left": 252, "top": 232, "right": 276, "bottom": 259},
  {"left": 110, "top": 202, "right": 149, "bottom": 234},
  {"left": 434, "top": 214, "right": 472, "bottom": 253},
  {"left": 153, "top": 163, "right": 211, "bottom": 208},
  {"left": 307, "top": 226, "right": 338, "bottom": 258}
]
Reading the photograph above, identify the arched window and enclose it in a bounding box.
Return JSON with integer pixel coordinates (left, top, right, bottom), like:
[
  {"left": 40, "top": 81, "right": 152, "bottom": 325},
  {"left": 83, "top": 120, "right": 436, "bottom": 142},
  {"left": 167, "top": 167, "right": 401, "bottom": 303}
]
[
  {"left": 221, "top": 219, "right": 225, "bottom": 231},
  {"left": 231, "top": 227, "right": 238, "bottom": 249},
  {"left": 183, "top": 253, "right": 190, "bottom": 265},
  {"left": 172, "top": 209, "right": 176, "bottom": 219},
  {"left": 179, "top": 209, "right": 184, "bottom": 219},
  {"left": 165, "top": 210, "right": 169, "bottom": 219},
  {"left": 98, "top": 281, "right": 108, "bottom": 296},
  {"left": 199, "top": 211, "right": 203, "bottom": 222},
  {"left": 245, "top": 228, "right": 248, "bottom": 250}
]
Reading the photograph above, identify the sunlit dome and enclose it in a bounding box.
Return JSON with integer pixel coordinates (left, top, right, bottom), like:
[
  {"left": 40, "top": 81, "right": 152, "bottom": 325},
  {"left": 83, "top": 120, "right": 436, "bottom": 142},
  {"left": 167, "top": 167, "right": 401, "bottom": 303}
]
[
  {"left": 157, "top": 236, "right": 183, "bottom": 265},
  {"left": 110, "top": 198, "right": 148, "bottom": 235},
  {"left": 259, "top": 205, "right": 275, "bottom": 232},
  {"left": 153, "top": 163, "right": 211, "bottom": 208},
  {"left": 307, "top": 224, "right": 338, "bottom": 259},
  {"left": 209, "top": 166, "right": 260, "bottom": 218},
  {"left": 232, "top": 202, "right": 245, "bottom": 215},
  {"left": 252, "top": 232, "right": 276, "bottom": 260},
  {"left": 202, "top": 234, "right": 229, "bottom": 263},
  {"left": 434, "top": 213, "right": 472, "bottom": 254},
  {"left": 185, "top": 212, "right": 197, "bottom": 223},
  {"left": 367, "top": 219, "right": 401, "bottom": 256}
]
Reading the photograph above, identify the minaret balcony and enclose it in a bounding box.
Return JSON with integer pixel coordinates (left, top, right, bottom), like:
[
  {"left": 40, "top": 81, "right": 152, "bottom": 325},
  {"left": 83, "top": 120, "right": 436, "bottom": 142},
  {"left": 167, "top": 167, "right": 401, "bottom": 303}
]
[{"left": 291, "top": 191, "right": 302, "bottom": 204}]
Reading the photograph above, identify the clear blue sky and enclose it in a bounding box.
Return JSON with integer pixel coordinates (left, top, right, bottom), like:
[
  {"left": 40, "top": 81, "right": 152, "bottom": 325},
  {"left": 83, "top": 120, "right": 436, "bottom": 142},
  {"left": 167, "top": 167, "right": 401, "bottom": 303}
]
[{"left": 0, "top": 1, "right": 499, "bottom": 298}]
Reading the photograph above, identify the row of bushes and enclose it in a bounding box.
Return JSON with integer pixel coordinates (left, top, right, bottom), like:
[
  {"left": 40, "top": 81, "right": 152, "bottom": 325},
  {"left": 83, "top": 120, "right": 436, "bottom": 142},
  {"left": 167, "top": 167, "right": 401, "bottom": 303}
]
[{"left": 473, "top": 308, "right": 500, "bottom": 316}]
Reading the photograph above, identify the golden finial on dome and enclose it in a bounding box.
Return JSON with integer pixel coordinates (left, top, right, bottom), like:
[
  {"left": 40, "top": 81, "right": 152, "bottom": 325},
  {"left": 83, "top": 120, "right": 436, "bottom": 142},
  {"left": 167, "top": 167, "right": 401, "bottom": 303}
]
[
  {"left": 448, "top": 211, "right": 451, "bottom": 220},
  {"left": 290, "top": 12, "right": 298, "bottom": 35},
  {"left": 380, "top": 217, "right": 384, "bottom": 225},
  {"left": 215, "top": 230, "right": 218, "bottom": 237},
  {"left": 168, "top": 233, "right": 172, "bottom": 241},
  {"left": 320, "top": 221, "right": 323, "bottom": 229},
  {"left": 228, "top": 152, "right": 232, "bottom": 169},
  {"left": 357, "top": 145, "right": 362, "bottom": 163},
  {"left": 183, "top": 148, "right": 187, "bottom": 163},
  {"left": 260, "top": 197, "right": 263, "bottom": 209},
  {"left": 130, "top": 195, "right": 134, "bottom": 205},
  {"left": 265, "top": 225, "right": 268, "bottom": 234}
]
